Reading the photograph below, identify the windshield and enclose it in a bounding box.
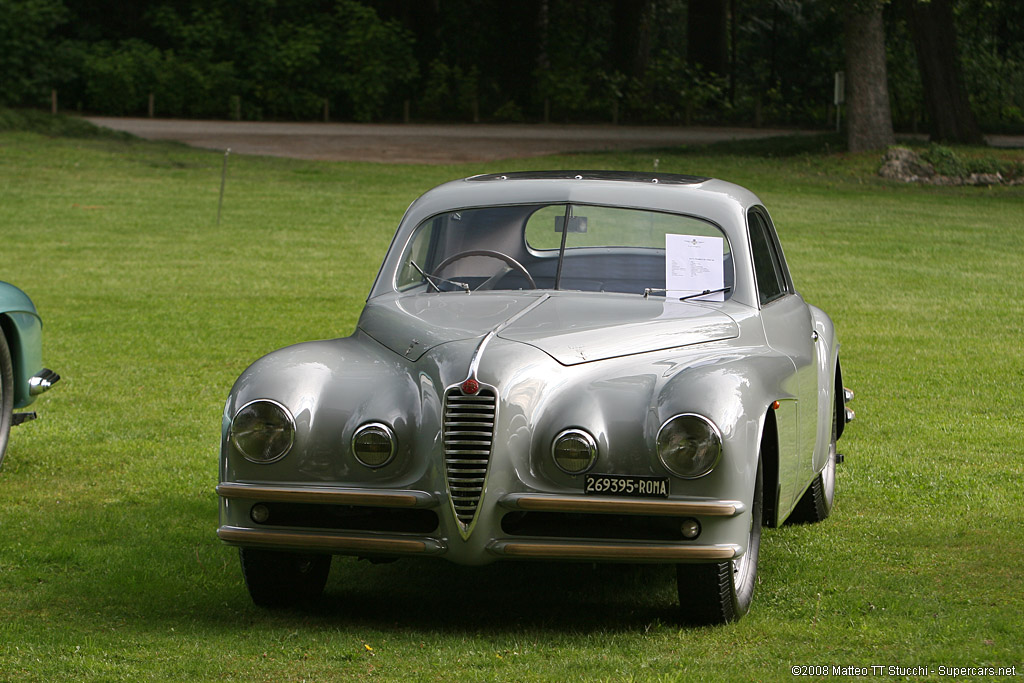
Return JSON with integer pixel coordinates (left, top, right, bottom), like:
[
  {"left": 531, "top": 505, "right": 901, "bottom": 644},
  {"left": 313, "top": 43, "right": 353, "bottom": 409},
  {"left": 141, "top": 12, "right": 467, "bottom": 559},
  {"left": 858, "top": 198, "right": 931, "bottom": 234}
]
[{"left": 394, "top": 203, "right": 732, "bottom": 300}]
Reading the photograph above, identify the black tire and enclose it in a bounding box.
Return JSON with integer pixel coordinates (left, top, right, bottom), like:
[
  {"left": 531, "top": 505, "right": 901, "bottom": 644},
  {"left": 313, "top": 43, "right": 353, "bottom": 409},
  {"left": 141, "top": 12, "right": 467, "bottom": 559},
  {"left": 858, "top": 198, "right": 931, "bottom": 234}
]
[
  {"left": 239, "top": 548, "right": 331, "bottom": 607},
  {"left": 788, "top": 405, "right": 837, "bottom": 525},
  {"left": 0, "top": 332, "right": 13, "bottom": 469},
  {"left": 677, "top": 455, "right": 763, "bottom": 625}
]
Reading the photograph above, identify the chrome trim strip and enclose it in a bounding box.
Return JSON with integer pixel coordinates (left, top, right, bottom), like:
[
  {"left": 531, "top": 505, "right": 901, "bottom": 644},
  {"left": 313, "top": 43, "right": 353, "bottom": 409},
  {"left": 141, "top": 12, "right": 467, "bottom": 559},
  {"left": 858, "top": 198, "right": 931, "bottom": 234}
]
[
  {"left": 500, "top": 493, "right": 744, "bottom": 517},
  {"left": 465, "top": 293, "right": 550, "bottom": 380},
  {"left": 489, "top": 539, "right": 740, "bottom": 561},
  {"left": 28, "top": 368, "right": 60, "bottom": 396},
  {"left": 216, "top": 483, "right": 434, "bottom": 508},
  {"left": 217, "top": 526, "right": 444, "bottom": 555}
]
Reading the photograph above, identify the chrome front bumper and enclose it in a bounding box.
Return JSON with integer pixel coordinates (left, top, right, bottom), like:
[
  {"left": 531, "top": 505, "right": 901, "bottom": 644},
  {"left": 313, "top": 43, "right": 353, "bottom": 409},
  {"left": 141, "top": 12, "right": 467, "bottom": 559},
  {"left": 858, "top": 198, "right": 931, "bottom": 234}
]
[{"left": 217, "top": 483, "right": 746, "bottom": 563}]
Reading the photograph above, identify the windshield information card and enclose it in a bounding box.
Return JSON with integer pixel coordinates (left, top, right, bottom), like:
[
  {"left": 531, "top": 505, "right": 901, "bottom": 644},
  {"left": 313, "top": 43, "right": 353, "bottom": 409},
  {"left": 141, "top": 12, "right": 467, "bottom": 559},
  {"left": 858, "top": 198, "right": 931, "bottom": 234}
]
[{"left": 666, "top": 234, "right": 724, "bottom": 301}]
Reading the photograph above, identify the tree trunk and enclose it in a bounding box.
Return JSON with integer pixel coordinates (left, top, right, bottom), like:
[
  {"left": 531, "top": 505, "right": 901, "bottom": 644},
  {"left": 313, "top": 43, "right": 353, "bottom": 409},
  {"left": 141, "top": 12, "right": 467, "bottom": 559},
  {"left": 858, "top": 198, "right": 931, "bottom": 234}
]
[
  {"left": 844, "top": 3, "right": 895, "bottom": 152},
  {"left": 612, "top": 0, "right": 654, "bottom": 78},
  {"left": 687, "top": 0, "right": 729, "bottom": 75},
  {"left": 904, "top": 0, "right": 984, "bottom": 145}
]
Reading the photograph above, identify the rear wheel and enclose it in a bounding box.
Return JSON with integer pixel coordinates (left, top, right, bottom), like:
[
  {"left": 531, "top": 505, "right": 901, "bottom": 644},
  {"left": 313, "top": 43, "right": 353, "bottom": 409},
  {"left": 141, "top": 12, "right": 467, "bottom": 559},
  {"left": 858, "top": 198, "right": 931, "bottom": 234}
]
[
  {"left": 677, "top": 455, "right": 762, "bottom": 625},
  {"left": 239, "top": 548, "right": 331, "bottom": 607},
  {"left": 0, "top": 332, "right": 13, "bottom": 468}
]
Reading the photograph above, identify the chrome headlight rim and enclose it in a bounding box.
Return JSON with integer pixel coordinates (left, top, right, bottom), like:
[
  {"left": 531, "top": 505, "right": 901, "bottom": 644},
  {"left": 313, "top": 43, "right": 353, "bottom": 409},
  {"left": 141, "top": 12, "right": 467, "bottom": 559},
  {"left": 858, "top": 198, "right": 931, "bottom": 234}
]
[
  {"left": 551, "top": 428, "right": 599, "bottom": 475},
  {"left": 656, "top": 413, "right": 722, "bottom": 479},
  {"left": 230, "top": 398, "right": 296, "bottom": 464},
  {"left": 351, "top": 421, "right": 397, "bottom": 469}
]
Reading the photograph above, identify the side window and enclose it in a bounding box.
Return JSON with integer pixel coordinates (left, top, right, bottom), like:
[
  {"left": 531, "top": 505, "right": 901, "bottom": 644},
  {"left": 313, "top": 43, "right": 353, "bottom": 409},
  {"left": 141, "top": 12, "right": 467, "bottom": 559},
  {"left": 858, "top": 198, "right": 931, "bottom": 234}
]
[{"left": 748, "top": 210, "right": 788, "bottom": 305}]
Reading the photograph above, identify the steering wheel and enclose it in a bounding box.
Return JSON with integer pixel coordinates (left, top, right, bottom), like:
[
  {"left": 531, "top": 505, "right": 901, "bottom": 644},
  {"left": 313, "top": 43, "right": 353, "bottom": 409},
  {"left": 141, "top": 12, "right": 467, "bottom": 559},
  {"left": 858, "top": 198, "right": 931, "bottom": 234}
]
[{"left": 431, "top": 250, "right": 536, "bottom": 290}]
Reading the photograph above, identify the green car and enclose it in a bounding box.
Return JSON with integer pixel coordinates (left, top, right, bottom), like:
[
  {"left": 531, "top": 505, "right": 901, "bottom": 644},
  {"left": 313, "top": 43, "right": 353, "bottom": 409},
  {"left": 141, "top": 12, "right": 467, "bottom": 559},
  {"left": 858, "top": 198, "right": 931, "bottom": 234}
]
[{"left": 0, "top": 282, "right": 60, "bottom": 467}]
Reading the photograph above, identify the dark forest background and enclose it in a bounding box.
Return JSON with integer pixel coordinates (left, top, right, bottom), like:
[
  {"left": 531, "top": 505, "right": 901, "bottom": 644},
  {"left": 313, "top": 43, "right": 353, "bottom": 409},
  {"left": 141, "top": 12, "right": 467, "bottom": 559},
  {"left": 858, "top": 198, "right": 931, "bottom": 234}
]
[{"left": 2, "top": 0, "right": 1022, "bottom": 134}]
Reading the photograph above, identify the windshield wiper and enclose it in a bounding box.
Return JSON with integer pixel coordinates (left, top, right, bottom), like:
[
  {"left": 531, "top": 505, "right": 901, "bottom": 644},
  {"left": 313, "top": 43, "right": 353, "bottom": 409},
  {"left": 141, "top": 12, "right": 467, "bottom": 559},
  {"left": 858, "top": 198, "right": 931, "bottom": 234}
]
[
  {"left": 410, "top": 260, "right": 470, "bottom": 294},
  {"left": 642, "top": 286, "right": 732, "bottom": 301},
  {"left": 678, "top": 286, "right": 731, "bottom": 301}
]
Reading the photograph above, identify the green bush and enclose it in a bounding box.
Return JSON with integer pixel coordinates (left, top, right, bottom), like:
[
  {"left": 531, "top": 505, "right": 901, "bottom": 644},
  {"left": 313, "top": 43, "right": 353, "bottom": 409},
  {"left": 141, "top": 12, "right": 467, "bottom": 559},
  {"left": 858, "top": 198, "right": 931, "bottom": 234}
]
[
  {"left": 920, "top": 143, "right": 1023, "bottom": 180},
  {"left": 332, "top": 0, "right": 418, "bottom": 122},
  {"left": 81, "top": 40, "right": 161, "bottom": 116},
  {"left": 419, "top": 59, "right": 480, "bottom": 122},
  {"left": 0, "top": 106, "right": 131, "bottom": 138},
  {"left": 0, "top": 0, "right": 67, "bottom": 107}
]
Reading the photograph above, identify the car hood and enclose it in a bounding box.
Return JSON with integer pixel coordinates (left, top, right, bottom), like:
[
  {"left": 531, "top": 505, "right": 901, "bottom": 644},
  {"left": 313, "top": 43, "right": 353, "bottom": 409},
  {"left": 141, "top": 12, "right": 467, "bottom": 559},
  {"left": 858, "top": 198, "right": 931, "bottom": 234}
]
[{"left": 359, "top": 292, "right": 738, "bottom": 365}]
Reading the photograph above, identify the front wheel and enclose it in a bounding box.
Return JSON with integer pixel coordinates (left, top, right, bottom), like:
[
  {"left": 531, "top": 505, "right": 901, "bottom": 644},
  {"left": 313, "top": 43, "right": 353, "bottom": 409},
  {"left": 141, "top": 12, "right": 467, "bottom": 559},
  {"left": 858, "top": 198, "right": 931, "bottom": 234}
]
[
  {"left": 239, "top": 548, "right": 331, "bottom": 607},
  {"left": 676, "top": 455, "right": 763, "bottom": 625}
]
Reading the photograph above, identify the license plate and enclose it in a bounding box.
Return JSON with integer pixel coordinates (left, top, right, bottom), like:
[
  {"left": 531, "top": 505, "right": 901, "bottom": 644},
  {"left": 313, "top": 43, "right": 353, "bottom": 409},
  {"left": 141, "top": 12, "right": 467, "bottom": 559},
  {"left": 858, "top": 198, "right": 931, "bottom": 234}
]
[{"left": 584, "top": 474, "right": 670, "bottom": 498}]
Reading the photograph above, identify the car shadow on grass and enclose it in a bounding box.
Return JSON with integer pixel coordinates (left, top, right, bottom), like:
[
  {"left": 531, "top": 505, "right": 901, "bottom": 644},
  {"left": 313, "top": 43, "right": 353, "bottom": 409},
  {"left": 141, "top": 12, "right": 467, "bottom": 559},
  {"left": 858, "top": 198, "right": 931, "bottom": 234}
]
[{"left": 301, "top": 556, "right": 683, "bottom": 632}]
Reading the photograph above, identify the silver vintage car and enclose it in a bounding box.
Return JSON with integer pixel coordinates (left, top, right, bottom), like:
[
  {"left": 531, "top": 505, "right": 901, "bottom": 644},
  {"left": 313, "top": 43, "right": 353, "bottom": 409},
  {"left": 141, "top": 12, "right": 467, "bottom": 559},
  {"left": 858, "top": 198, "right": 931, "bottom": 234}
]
[{"left": 217, "top": 171, "right": 853, "bottom": 624}]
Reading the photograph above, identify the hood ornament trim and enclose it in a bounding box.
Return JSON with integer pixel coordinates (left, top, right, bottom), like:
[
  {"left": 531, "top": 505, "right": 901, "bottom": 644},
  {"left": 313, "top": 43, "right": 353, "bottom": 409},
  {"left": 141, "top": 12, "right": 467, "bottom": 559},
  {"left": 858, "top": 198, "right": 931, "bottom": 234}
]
[
  {"left": 463, "top": 294, "right": 550, "bottom": 385},
  {"left": 447, "top": 294, "right": 548, "bottom": 541}
]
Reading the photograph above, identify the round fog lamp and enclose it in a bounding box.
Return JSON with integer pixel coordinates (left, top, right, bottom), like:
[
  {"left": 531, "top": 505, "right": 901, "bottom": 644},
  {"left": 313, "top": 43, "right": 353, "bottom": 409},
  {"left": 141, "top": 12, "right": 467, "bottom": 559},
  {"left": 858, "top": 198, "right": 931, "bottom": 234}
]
[
  {"left": 352, "top": 423, "right": 396, "bottom": 468},
  {"left": 230, "top": 399, "right": 295, "bottom": 463},
  {"left": 250, "top": 504, "right": 270, "bottom": 524},
  {"left": 680, "top": 518, "right": 701, "bottom": 539},
  {"left": 552, "top": 429, "right": 598, "bottom": 474},
  {"left": 657, "top": 414, "right": 722, "bottom": 479}
]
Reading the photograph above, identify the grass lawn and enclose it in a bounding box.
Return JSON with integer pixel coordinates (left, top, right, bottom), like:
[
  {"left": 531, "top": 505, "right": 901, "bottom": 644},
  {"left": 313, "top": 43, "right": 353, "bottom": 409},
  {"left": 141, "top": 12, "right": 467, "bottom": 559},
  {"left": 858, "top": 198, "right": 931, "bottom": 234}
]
[{"left": 0, "top": 125, "right": 1022, "bottom": 681}]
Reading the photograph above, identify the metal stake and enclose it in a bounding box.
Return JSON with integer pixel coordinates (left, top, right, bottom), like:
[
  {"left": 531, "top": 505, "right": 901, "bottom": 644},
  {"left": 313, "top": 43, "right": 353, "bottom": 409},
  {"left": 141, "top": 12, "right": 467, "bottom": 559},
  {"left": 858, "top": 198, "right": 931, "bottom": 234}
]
[{"left": 217, "top": 148, "right": 230, "bottom": 225}]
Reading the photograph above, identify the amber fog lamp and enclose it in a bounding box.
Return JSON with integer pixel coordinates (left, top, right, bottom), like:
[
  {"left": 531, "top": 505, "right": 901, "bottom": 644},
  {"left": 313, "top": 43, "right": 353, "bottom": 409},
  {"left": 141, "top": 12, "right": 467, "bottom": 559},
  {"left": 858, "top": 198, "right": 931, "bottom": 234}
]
[
  {"left": 352, "top": 422, "right": 397, "bottom": 468},
  {"left": 230, "top": 399, "right": 295, "bottom": 463},
  {"left": 657, "top": 414, "right": 722, "bottom": 479},
  {"left": 552, "top": 429, "right": 598, "bottom": 474}
]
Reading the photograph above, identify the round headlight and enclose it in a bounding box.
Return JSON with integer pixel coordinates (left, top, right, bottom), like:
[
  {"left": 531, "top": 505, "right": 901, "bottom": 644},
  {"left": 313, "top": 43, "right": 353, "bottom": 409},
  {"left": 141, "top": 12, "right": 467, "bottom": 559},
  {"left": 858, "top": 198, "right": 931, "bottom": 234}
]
[
  {"left": 352, "top": 422, "right": 396, "bottom": 468},
  {"left": 552, "top": 428, "right": 598, "bottom": 474},
  {"left": 657, "top": 414, "right": 722, "bottom": 479},
  {"left": 230, "top": 399, "right": 295, "bottom": 463}
]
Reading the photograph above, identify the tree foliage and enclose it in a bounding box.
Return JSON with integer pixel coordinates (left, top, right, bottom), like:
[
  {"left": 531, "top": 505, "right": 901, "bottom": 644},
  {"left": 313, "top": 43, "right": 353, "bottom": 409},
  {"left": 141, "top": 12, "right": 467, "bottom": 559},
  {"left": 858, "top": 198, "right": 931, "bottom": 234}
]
[{"left": 1, "top": 0, "right": 1020, "bottom": 133}]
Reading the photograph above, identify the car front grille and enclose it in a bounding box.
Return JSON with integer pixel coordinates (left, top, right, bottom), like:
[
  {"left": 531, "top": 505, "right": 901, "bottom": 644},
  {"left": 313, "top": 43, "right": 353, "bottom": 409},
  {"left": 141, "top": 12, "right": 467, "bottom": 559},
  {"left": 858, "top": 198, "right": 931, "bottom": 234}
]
[{"left": 443, "top": 387, "right": 496, "bottom": 527}]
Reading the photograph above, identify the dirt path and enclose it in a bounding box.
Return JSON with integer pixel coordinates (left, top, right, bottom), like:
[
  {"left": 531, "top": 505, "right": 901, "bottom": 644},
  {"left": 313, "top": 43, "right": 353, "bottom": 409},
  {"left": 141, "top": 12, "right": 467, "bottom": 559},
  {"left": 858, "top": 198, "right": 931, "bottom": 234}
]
[{"left": 84, "top": 117, "right": 812, "bottom": 164}]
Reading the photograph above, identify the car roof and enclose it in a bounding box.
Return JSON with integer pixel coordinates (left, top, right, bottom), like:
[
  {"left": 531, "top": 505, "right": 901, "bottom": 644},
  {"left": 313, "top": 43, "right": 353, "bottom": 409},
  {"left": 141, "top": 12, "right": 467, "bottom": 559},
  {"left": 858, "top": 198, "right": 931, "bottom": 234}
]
[{"left": 402, "top": 171, "right": 763, "bottom": 236}]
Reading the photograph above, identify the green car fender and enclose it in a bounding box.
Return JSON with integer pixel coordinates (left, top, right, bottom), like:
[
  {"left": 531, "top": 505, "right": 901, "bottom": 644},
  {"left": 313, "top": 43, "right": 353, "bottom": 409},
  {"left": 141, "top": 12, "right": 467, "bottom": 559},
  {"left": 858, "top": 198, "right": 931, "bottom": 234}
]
[{"left": 0, "top": 282, "right": 45, "bottom": 409}]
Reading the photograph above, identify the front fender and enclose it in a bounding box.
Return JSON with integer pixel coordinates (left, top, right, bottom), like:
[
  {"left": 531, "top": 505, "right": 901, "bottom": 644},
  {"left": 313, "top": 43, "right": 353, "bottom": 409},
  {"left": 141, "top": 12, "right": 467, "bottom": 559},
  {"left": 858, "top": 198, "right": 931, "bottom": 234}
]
[
  {"left": 654, "top": 347, "right": 796, "bottom": 523},
  {"left": 221, "top": 330, "right": 427, "bottom": 487},
  {"left": 0, "top": 283, "right": 44, "bottom": 408}
]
